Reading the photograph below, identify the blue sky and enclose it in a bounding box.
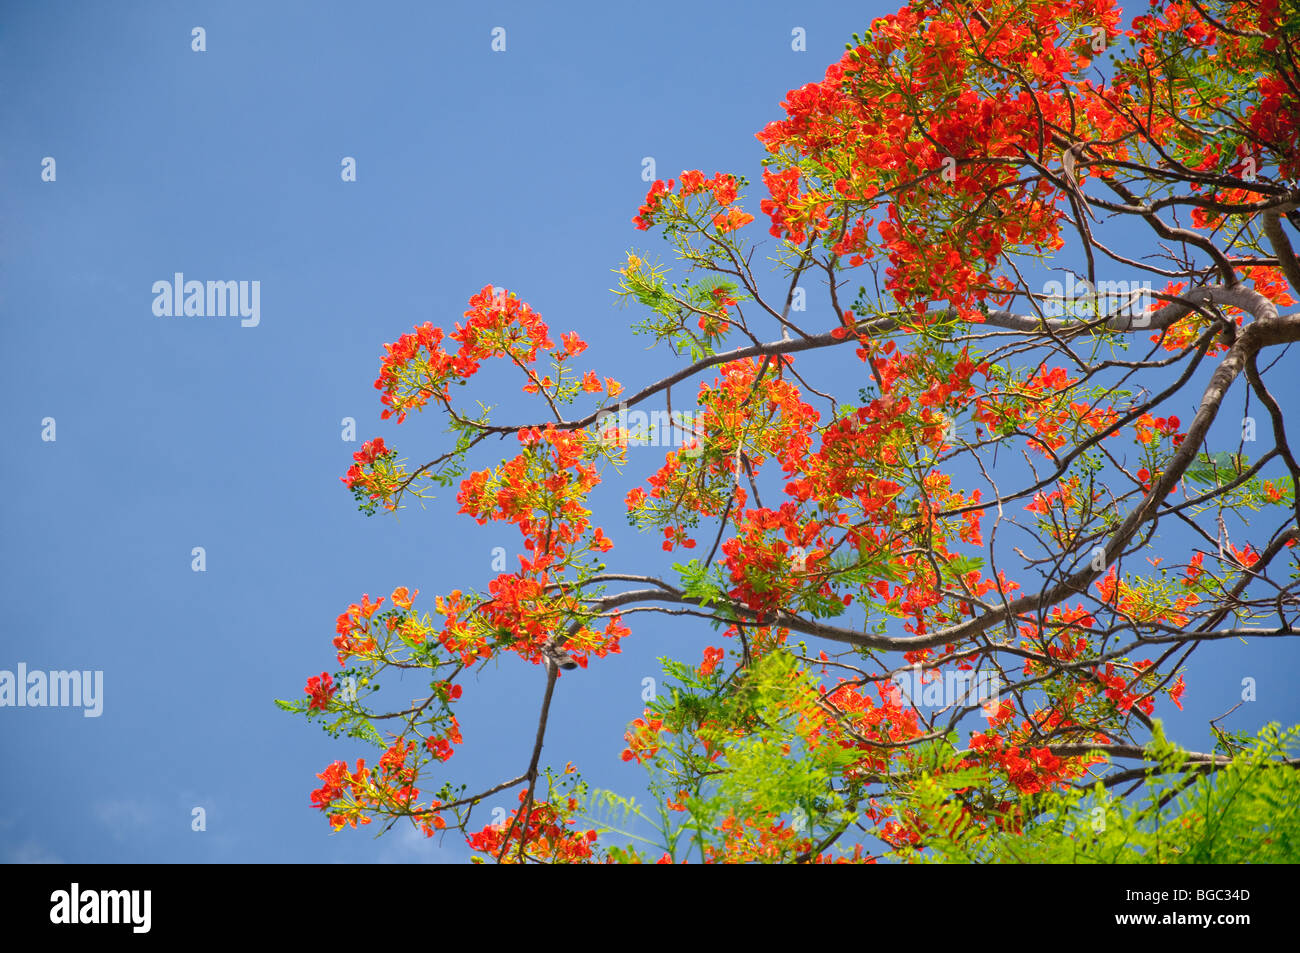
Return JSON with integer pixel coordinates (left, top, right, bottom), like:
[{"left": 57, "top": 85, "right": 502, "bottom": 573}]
[{"left": 2, "top": 0, "right": 1297, "bottom": 863}]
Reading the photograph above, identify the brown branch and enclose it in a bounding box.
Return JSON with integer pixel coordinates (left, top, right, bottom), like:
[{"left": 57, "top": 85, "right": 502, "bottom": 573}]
[{"left": 496, "top": 663, "right": 561, "bottom": 864}]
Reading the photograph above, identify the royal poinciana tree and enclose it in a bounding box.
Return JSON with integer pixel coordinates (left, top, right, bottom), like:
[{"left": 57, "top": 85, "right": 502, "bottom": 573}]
[{"left": 284, "top": 0, "right": 1300, "bottom": 862}]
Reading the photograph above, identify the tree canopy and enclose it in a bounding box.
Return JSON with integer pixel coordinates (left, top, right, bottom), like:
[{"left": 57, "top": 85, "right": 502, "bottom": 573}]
[{"left": 283, "top": 0, "right": 1300, "bottom": 862}]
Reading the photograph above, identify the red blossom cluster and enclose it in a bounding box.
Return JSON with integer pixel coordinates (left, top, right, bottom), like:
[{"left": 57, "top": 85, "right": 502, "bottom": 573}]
[
  {"left": 304, "top": 672, "right": 336, "bottom": 711},
  {"left": 1094, "top": 660, "right": 1157, "bottom": 716},
  {"left": 632, "top": 170, "right": 752, "bottom": 231},
  {"left": 1095, "top": 566, "right": 1200, "bottom": 628},
  {"left": 699, "top": 646, "right": 725, "bottom": 676},
  {"left": 311, "top": 738, "right": 450, "bottom": 836},
  {"left": 620, "top": 713, "right": 667, "bottom": 764},
  {"left": 453, "top": 423, "right": 628, "bottom": 668},
  {"left": 340, "top": 437, "right": 396, "bottom": 507},
  {"left": 373, "top": 286, "right": 554, "bottom": 424},
  {"left": 753, "top": 1, "right": 1113, "bottom": 318},
  {"left": 466, "top": 791, "right": 598, "bottom": 863},
  {"left": 333, "top": 592, "right": 383, "bottom": 665},
  {"left": 1134, "top": 413, "right": 1184, "bottom": 447}
]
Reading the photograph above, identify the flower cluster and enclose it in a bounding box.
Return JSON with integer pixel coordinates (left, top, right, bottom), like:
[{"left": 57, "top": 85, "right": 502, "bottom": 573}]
[
  {"left": 632, "top": 170, "right": 752, "bottom": 232},
  {"left": 341, "top": 438, "right": 400, "bottom": 512},
  {"left": 310, "top": 738, "right": 449, "bottom": 836},
  {"left": 453, "top": 424, "right": 628, "bottom": 668},
  {"left": 620, "top": 712, "right": 667, "bottom": 764},
  {"left": 466, "top": 791, "right": 598, "bottom": 863}
]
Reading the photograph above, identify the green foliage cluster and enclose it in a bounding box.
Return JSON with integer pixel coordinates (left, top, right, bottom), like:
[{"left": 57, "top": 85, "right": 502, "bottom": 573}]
[{"left": 902, "top": 722, "right": 1300, "bottom": 863}]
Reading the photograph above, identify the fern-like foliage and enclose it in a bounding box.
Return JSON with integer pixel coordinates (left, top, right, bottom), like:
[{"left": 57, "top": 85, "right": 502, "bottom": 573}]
[{"left": 896, "top": 722, "right": 1300, "bottom": 863}]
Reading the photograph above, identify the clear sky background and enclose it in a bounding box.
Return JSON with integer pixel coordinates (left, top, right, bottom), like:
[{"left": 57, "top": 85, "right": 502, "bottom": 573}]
[{"left": 2, "top": 0, "right": 1297, "bottom": 863}]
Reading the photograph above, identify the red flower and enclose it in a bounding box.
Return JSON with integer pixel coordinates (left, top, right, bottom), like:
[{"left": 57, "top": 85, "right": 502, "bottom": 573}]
[
  {"left": 559, "top": 331, "right": 588, "bottom": 358},
  {"left": 680, "top": 169, "right": 707, "bottom": 194},
  {"left": 633, "top": 179, "right": 675, "bottom": 230},
  {"left": 305, "top": 672, "right": 337, "bottom": 711},
  {"left": 713, "top": 208, "right": 755, "bottom": 233},
  {"left": 662, "top": 524, "right": 696, "bottom": 551},
  {"left": 1229, "top": 544, "right": 1260, "bottom": 569}
]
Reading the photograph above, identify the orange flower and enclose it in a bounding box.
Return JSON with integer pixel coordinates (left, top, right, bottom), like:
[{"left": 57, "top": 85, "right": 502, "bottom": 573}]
[{"left": 713, "top": 208, "right": 755, "bottom": 232}]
